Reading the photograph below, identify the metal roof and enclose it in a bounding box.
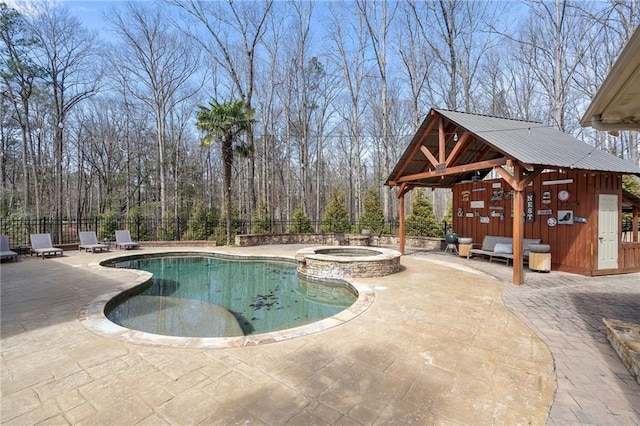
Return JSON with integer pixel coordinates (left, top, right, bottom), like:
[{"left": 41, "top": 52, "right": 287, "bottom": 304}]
[
  {"left": 386, "top": 109, "right": 640, "bottom": 188},
  {"left": 580, "top": 25, "right": 640, "bottom": 131}
]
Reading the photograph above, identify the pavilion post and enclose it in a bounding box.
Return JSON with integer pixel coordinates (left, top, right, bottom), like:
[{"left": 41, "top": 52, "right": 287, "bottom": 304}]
[
  {"left": 512, "top": 165, "right": 525, "bottom": 284},
  {"left": 399, "top": 192, "right": 406, "bottom": 254},
  {"left": 633, "top": 206, "right": 639, "bottom": 243}
]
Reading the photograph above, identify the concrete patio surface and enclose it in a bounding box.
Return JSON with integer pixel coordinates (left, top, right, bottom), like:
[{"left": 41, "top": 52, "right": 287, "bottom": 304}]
[{"left": 0, "top": 245, "right": 637, "bottom": 424}]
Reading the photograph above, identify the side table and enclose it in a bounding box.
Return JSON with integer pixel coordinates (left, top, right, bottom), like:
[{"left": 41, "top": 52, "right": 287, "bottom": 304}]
[
  {"left": 14, "top": 244, "right": 31, "bottom": 258},
  {"left": 529, "top": 252, "right": 551, "bottom": 272},
  {"left": 459, "top": 243, "right": 471, "bottom": 258}
]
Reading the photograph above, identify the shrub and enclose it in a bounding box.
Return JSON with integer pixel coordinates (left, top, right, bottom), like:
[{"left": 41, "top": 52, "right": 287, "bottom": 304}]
[
  {"left": 289, "top": 205, "right": 314, "bottom": 233},
  {"left": 359, "top": 189, "right": 385, "bottom": 234},
  {"left": 321, "top": 192, "right": 350, "bottom": 233},
  {"left": 405, "top": 188, "right": 441, "bottom": 237}
]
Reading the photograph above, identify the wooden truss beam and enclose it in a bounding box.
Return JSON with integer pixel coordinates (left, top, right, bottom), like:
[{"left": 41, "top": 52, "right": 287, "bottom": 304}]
[{"left": 392, "top": 157, "right": 508, "bottom": 184}]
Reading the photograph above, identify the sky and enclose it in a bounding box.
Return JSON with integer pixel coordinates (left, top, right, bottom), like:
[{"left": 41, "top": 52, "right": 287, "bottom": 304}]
[{"left": 7, "top": 0, "right": 127, "bottom": 38}]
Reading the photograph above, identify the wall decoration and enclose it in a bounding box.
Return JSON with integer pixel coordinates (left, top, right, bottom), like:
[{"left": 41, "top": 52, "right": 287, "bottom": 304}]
[
  {"left": 470, "top": 200, "right": 485, "bottom": 209},
  {"left": 461, "top": 190, "right": 470, "bottom": 201},
  {"left": 542, "top": 191, "right": 552, "bottom": 204},
  {"left": 490, "top": 189, "right": 511, "bottom": 204},
  {"left": 472, "top": 187, "right": 486, "bottom": 192},
  {"left": 537, "top": 209, "right": 552, "bottom": 215},
  {"left": 525, "top": 192, "right": 535, "bottom": 222},
  {"left": 479, "top": 216, "right": 490, "bottom": 223},
  {"left": 492, "top": 182, "right": 502, "bottom": 188},
  {"left": 491, "top": 211, "right": 501, "bottom": 217},
  {"left": 558, "top": 210, "right": 573, "bottom": 224},
  {"left": 457, "top": 208, "right": 464, "bottom": 217},
  {"left": 574, "top": 216, "right": 587, "bottom": 223},
  {"left": 542, "top": 179, "right": 574, "bottom": 185},
  {"left": 558, "top": 190, "right": 571, "bottom": 201},
  {"left": 547, "top": 217, "right": 557, "bottom": 227},
  {"left": 489, "top": 206, "right": 504, "bottom": 210},
  {"left": 466, "top": 213, "right": 474, "bottom": 218}
]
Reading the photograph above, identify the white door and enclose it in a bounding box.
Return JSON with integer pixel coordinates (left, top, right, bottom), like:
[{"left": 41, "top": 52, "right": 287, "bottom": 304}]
[{"left": 598, "top": 194, "right": 618, "bottom": 270}]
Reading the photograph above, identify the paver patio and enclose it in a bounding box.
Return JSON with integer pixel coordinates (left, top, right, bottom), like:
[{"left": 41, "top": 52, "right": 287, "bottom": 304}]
[{"left": 0, "top": 245, "right": 637, "bottom": 424}]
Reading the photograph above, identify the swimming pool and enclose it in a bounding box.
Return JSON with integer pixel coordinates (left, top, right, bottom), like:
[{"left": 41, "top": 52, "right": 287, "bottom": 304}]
[{"left": 104, "top": 255, "right": 356, "bottom": 338}]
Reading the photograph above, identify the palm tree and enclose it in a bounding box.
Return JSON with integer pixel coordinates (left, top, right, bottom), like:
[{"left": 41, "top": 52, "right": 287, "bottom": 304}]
[{"left": 196, "top": 99, "right": 254, "bottom": 245}]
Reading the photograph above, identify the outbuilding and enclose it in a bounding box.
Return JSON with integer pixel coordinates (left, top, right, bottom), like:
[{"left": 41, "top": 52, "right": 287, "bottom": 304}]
[{"left": 386, "top": 108, "right": 640, "bottom": 284}]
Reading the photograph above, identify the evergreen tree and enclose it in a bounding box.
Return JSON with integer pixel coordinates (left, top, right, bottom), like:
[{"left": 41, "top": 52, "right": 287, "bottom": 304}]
[
  {"left": 360, "top": 188, "right": 385, "bottom": 234},
  {"left": 321, "top": 192, "right": 350, "bottom": 233},
  {"left": 405, "top": 188, "right": 441, "bottom": 237},
  {"left": 98, "top": 211, "right": 119, "bottom": 241},
  {"left": 184, "top": 203, "right": 217, "bottom": 240},
  {"left": 289, "top": 205, "right": 314, "bottom": 233},
  {"left": 440, "top": 199, "right": 454, "bottom": 234},
  {"left": 251, "top": 202, "right": 271, "bottom": 234},
  {"left": 623, "top": 175, "right": 640, "bottom": 197}
]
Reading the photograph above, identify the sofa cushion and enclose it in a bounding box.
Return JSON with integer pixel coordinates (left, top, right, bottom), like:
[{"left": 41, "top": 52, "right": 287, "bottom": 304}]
[
  {"left": 522, "top": 238, "right": 542, "bottom": 251},
  {"left": 481, "top": 236, "right": 503, "bottom": 251},
  {"left": 493, "top": 243, "right": 513, "bottom": 254}
]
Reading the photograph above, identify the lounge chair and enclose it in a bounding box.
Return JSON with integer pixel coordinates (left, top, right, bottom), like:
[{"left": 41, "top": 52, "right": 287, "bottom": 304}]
[
  {"left": 78, "top": 231, "right": 109, "bottom": 253},
  {"left": 115, "top": 230, "right": 140, "bottom": 250},
  {"left": 30, "top": 233, "right": 63, "bottom": 259},
  {"left": 0, "top": 235, "right": 18, "bottom": 262}
]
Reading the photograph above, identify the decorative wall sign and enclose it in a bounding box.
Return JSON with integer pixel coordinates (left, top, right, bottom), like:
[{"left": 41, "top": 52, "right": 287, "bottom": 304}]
[
  {"left": 574, "top": 216, "right": 587, "bottom": 223},
  {"left": 491, "top": 211, "right": 501, "bottom": 217},
  {"left": 491, "top": 189, "right": 511, "bottom": 204},
  {"left": 472, "top": 187, "right": 486, "bottom": 192},
  {"left": 466, "top": 213, "right": 474, "bottom": 218},
  {"left": 492, "top": 183, "right": 502, "bottom": 188},
  {"left": 461, "top": 190, "right": 470, "bottom": 201},
  {"left": 558, "top": 210, "right": 573, "bottom": 224},
  {"left": 525, "top": 192, "right": 535, "bottom": 222},
  {"left": 547, "top": 217, "right": 557, "bottom": 227},
  {"left": 479, "top": 216, "right": 490, "bottom": 223},
  {"left": 542, "top": 179, "right": 574, "bottom": 186},
  {"left": 470, "top": 200, "right": 485, "bottom": 209},
  {"left": 538, "top": 209, "right": 552, "bottom": 215},
  {"left": 489, "top": 206, "right": 504, "bottom": 210},
  {"left": 558, "top": 190, "right": 571, "bottom": 201},
  {"left": 542, "top": 191, "right": 552, "bottom": 204},
  {"left": 457, "top": 208, "right": 464, "bottom": 217}
]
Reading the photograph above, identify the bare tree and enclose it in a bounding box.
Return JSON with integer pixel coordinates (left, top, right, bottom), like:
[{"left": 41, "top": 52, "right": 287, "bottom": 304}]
[
  {"left": 107, "top": 1, "right": 201, "bottom": 222},
  {"left": 355, "top": 0, "right": 397, "bottom": 220},
  {"left": 171, "top": 0, "right": 273, "bottom": 220},
  {"left": 328, "top": 2, "right": 370, "bottom": 221},
  {"left": 0, "top": 3, "right": 44, "bottom": 214},
  {"left": 28, "top": 3, "right": 99, "bottom": 227},
  {"left": 514, "top": 0, "right": 602, "bottom": 132}
]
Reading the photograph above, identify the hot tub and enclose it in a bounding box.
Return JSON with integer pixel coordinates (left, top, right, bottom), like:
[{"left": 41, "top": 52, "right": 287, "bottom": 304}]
[{"left": 296, "top": 246, "right": 402, "bottom": 279}]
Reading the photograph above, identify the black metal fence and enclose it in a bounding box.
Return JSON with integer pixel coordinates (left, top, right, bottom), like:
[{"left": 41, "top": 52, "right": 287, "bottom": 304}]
[{"left": 0, "top": 217, "right": 400, "bottom": 246}]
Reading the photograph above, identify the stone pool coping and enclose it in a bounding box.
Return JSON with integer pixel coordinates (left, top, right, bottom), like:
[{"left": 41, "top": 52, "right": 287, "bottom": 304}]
[{"left": 79, "top": 250, "right": 375, "bottom": 349}]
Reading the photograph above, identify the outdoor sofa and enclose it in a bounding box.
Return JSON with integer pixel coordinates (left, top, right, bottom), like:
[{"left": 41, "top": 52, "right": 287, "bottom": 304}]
[{"left": 467, "top": 235, "right": 541, "bottom": 265}]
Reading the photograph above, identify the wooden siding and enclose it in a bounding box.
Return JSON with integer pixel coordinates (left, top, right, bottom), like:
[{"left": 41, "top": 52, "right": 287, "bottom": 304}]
[
  {"left": 621, "top": 243, "right": 640, "bottom": 273},
  {"left": 451, "top": 170, "right": 629, "bottom": 276}
]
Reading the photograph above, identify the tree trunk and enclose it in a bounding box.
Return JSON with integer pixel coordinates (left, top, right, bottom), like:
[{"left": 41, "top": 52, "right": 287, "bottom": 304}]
[{"left": 222, "top": 135, "right": 234, "bottom": 245}]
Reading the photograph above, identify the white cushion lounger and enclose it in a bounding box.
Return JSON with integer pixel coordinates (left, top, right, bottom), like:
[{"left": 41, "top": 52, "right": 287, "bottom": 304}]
[
  {"left": 78, "top": 231, "right": 109, "bottom": 253},
  {"left": 1, "top": 235, "right": 18, "bottom": 262},
  {"left": 115, "top": 230, "right": 140, "bottom": 250},
  {"left": 30, "top": 233, "right": 63, "bottom": 259}
]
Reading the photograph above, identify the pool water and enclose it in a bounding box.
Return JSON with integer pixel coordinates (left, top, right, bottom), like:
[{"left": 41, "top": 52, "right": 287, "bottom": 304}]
[
  {"left": 314, "top": 248, "right": 380, "bottom": 257},
  {"left": 105, "top": 255, "right": 357, "bottom": 338}
]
